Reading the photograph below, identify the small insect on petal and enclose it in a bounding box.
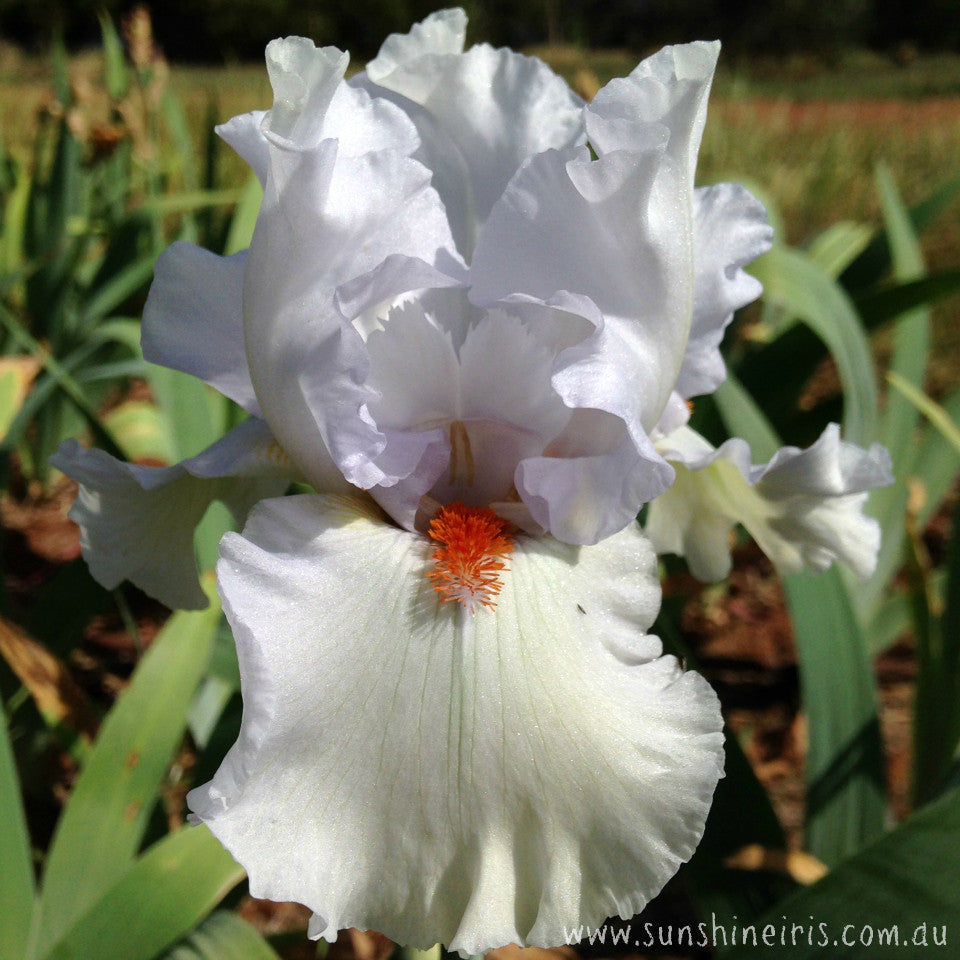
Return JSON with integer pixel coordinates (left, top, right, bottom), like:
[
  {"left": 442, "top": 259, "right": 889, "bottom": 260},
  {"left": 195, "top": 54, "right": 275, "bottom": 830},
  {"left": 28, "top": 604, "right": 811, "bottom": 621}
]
[{"left": 426, "top": 502, "right": 514, "bottom": 612}]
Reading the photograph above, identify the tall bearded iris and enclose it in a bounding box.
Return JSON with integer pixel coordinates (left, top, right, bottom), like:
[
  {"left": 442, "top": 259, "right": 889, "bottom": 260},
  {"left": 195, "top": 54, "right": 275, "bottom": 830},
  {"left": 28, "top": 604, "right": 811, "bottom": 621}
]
[{"left": 52, "top": 8, "right": 891, "bottom": 953}]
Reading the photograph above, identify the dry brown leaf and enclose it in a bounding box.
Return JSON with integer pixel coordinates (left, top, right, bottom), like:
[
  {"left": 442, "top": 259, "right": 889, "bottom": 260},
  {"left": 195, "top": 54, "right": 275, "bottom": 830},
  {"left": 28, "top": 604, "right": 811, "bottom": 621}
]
[
  {"left": 0, "top": 614, "right": 98, "bottom": 741},
  {"left": 724, "top": 843, "right": 828, "bottom": 885},
  {"left": 0, "top": 354, "right": 42, "bottom": 441},
  {"left": 487, "top": 945, "right": 578, "bottom": 960},
  {"left": 572, "top": 67, "right": 600, "bottom": 101},
  {"left": 328, "top": 929, "right": 395, "bottom": 960}
]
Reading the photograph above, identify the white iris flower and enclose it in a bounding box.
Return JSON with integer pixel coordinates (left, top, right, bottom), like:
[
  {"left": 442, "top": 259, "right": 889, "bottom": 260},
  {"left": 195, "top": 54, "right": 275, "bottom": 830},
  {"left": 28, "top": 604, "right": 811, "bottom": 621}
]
[{"left": 51, "top": 7, "right": 889, "bottom": 952}]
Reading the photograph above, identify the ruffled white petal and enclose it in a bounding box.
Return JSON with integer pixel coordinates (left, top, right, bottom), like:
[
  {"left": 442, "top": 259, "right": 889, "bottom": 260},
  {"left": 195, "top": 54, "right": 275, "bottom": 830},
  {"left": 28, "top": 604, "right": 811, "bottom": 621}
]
[
  {"left": 217, "top": 35, "right": 421, "bottom": 185},
  {"left": 586, "top": 41, "right": 719, "bottom": 182},
  {"left": 646, "top": 424, "right": 893, "bottom": 581},
  {"left": 189, "top": 494, "right": 723, "bottom": 952},
  {"left": 217, "top": 111, "right": 269, "bottom": 185},
  {"left": 363, "top": 305, "right": 573, "bottom": 529},
  {"left": 468, "top": 42, "right": 708, "bottom": 485},
  {"left": 142, "top": 242, "right": 259, "bottom": 415},
  {"left": 470, "top": 137, "right": 690, "bottom": 541},
  {"left": 471, "top": 142, "right": 689, "bottom": 407},
  {"left": 261, "top": 39, "right": 349, "bottom": 146},
  {"left": 517, "top": 406, "right": 673, "bottom": 545},
  {"left": 242, "top": 38, "right": 460, "bottom": 493},
  {"left": 472, "top": 39, "right": 722, "bottom": 416},
  {"left": 364, "top": 12, "right": 584, "bottom": 255},
  {"left": 674, "top": 183, "right": 773, "bottom": 403},
  {"left": 365, "top": 8, "right": 468, "bottom": 79},
  {"left": 49, "top": 419, "right": 297, "bottom": 609}
]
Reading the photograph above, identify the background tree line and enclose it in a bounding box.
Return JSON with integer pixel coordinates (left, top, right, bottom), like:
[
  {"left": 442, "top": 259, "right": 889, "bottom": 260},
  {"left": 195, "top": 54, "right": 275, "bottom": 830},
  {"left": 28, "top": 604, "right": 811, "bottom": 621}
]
[{"left": 2, "top": 0, "right": 958, "bottom": 62}]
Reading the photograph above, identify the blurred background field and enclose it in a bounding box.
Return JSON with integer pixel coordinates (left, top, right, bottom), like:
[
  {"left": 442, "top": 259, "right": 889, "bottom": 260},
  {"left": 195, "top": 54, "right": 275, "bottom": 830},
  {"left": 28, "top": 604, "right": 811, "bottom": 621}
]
[
  {"left": 3, "top": 36, "right": 959, "bottom": 387},
  {"left": 2, "top": 5, "right": 960, "bottom": 960}
]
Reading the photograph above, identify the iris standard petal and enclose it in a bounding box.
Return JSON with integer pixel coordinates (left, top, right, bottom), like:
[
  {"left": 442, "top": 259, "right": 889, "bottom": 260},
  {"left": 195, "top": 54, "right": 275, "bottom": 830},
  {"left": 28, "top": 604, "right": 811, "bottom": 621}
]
[
  {"left": 471, "top": 138, "right": 691, "bottom": 434},
  {"left": 242, "top": 43, "right": 460, "bottom": 492},
  {"left": 469, "top": 138, "right": 688, "bottom": 541},
  {"left": 586, "top": 41, "right": 719, "bottom": 183},
  {"left": 49, "top": 419, "right": 298, "bottom": 609},
  {"left": 216, "top": 110, "right": 269, "bottom": 185},
  {"left": 216, "top": 37, "right": 419, "bottom": 185},
  {"left": 365, "top": 8, "right": 468, "bottom": 77},
  {"left": 365, "top": 10, "right": 584, "bottom": 255},
  {"left": 189, "top": 494, "right": 724, "bottom": 952}
]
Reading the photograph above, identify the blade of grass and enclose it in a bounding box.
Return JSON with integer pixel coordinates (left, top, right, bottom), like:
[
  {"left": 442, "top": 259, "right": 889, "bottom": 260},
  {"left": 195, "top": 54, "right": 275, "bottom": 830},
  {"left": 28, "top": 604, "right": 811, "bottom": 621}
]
[
  {"left": 854, "top": 163, "right": 930, "bottom": 621},
  {"left": 163, "top": 910, "right": 282, "bottom": 960},
  {"left": 139, "top": 188, "right": 245, "bottom": 217},
  {"left": 911, "top": 494, "right": 960, "bottom": 807},
  {"left": 41, "top": 825, "right": 244, "bottom": 960},
  {"left": 887, "top": 372, "right": 960, "bottom": 456},
  {"left": 912, "top": 387, "right": 960, "bottom": 530},
  {"left": 0, "top": 158, "right": 30, "bottom": 287},
  {"left": 721, "top": 786, "right": 960, "bottom": 959},
  {"left": 102, "top": 399, "right": 177, "bottom": 464},
  {"left": 0, "top": 302, "right": 125, "bottom": 461},
  {"left": 840, "top": 166, "right": 960, "bottom": 292},
  {"left": 26, "top": 118, "right": 87, "bottom": 336},
  {"left": 736, "top": 171, "right": 960, "bottom": 441},
  {"left": 34, "top": 582, "right": 221, "bottom": 957},
  {"left": 161, "top": 88, "right": 200, "bottom": 193},
  {"left": 0, "top": 318, "right": 138, "bottom": 452},
  {"left": 906, "top": 496, "right": 949, "bottom": 808},
  {"left": 784, "top": 569, "right": 886, "bottom": 865},
  {"left": 806, "top": 220, "right": 872, "bottom": 279},
  {"left": 97, "top": 12, "right": 128, "bottom": 101},
  {"left": 712, "top": 372, "right": 781, "bottom": 462},
  {"left": 223, "top": 173, "right": 263, "bottom": 256},
  {"left": 853, "top": 268, "right": 960, "bottom": 327},
  {"left": 148, "top": 364, "right": 228, "bottom": 461},
  {"left": 77, "top": 250, "right": 158, "bottom": 330},
  {"left": 864, "top": 568, "right": 947, "bottom": 657},
  {"left": 876, "top": 161, "right": 929, "bottom": 454},
  {"left": 942, "top": 495, "right": 960, "bottom": 771},
  {"left": 0, "top": 706, "right": 35, "bottom": 960},
  {"left": 751, "top": 244, "right": 879, "bottom": 447},
  {"left": 73, "top": 359, "right": 150, "bottom": 382}
]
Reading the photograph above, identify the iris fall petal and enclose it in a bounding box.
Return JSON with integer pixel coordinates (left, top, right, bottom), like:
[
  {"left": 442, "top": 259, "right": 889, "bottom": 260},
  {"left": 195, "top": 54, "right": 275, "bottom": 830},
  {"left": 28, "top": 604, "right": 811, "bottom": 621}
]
[
  {"left": 189, "top": 493, "right": 724, "bottom": 952},
  {"left": 50, "top": 419, "right": 297, "bottom": 609}
]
